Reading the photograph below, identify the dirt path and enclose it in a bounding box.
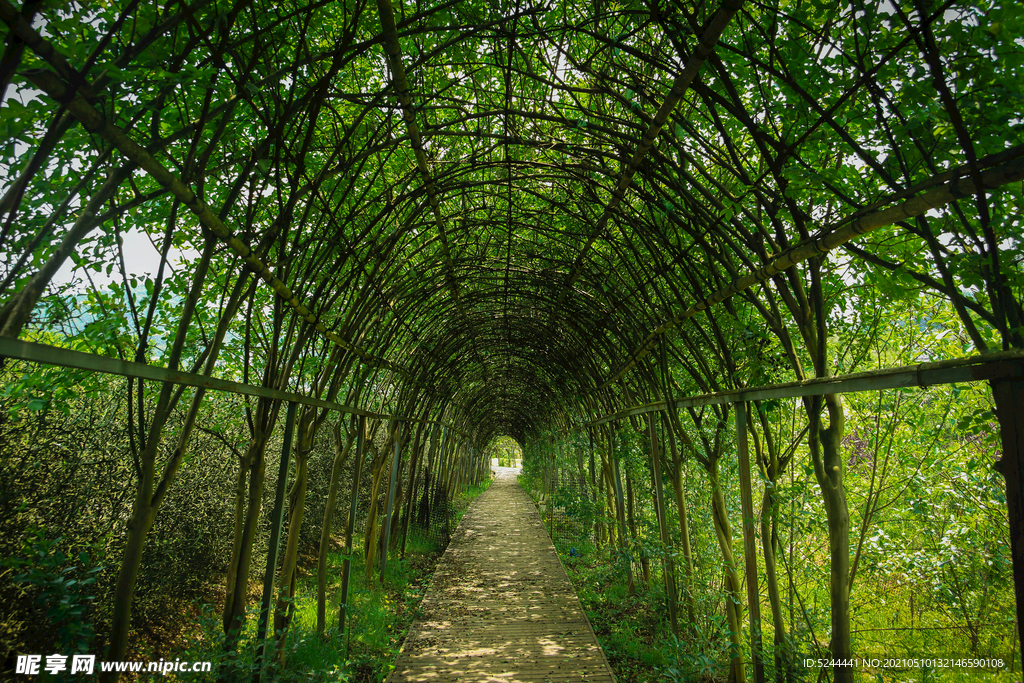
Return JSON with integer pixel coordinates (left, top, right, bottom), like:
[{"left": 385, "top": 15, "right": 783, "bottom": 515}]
[{"left": 386, "top": 466, "right": 617, "bottom": 682}]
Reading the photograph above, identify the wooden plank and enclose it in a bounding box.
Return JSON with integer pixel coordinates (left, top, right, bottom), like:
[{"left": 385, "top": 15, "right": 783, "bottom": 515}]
[
  {"left": 0, "top": 337, "right": 467, "bottom": 433},
  {"left": 386, "top": 467, "right": 617, "bottom": 682},
  {"left": 589, "top": 349, "right": 1024, "bottom": 426},
  {"left": 992, "top": 376, "right": 1024, "bottom": 655}
]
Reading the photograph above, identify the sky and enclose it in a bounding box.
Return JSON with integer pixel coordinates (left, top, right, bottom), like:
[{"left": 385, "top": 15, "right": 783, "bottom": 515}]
[{"left": 51, "top": 228, "right": 196, "bottom": 290}]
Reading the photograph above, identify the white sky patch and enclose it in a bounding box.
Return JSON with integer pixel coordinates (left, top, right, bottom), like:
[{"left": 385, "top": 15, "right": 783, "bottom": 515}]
[{"left": 53, "top": 228, "right": 198, "bottom": 290}]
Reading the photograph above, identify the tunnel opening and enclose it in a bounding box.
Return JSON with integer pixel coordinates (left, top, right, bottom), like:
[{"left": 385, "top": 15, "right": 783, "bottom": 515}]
[{"left": 485, "top": 435, "right": 524, "bottom": 469}]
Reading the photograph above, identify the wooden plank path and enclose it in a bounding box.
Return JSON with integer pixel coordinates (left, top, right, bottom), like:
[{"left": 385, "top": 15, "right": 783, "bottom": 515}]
[{"left": 387, "top": 466, "right": 617, "bottom": 682}]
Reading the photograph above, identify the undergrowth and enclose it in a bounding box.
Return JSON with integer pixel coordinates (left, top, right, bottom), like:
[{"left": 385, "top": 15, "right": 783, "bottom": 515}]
[
  {"left": 173, "top": 477, "right": 492, "bottom": 682},
  {"left": 554, "top": 533, "right": 1022, "bottom": 683},
  {"left": 554, "top": 536, "right": 675, "bottom": 682}
]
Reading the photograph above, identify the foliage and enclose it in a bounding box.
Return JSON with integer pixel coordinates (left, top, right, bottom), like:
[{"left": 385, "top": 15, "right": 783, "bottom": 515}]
[{"left": 2, "top": 533, "right": 103, "bottom": 655}]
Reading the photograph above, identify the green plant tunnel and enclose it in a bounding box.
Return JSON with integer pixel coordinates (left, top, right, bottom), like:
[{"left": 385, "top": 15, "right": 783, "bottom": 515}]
[{"left": 1, "top": 0, "right": 1023, "bottom": 680}]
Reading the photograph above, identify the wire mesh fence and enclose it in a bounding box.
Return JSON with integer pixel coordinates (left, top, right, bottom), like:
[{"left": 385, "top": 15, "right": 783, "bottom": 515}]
[
  {"left": 405, "top": 472, "right": 457, "bottom": 550},
  {"left": 538, "top": 480, "right": 600, "bottom": 550}
]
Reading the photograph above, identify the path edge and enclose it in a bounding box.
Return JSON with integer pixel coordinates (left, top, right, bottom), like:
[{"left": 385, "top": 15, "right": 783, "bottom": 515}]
[{"left": 525, "top": 486, "right": 619, "bottom": 683}]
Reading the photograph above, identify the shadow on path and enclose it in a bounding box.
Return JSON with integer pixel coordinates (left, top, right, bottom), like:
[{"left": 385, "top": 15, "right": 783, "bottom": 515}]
[{"left": 386, "top": 466, "right": 617, "bottom": 682}]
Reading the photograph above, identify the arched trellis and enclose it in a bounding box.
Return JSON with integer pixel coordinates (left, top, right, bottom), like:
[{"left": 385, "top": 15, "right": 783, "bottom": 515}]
[{"left": 1, "top": 0, "right": 1023, "bottom": 679}]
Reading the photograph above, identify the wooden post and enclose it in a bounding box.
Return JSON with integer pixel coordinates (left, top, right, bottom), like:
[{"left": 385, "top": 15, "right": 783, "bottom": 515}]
[
  {"left": 338, "top": 415, "right": 365, "bottom": 638},
  {"left": 254, "top": 401, "right": 297, "bottom": 683},
  {"left": 993, "top": 376, "right": 1024, "bottom": 656},
  {"left": 736, "top": 402, "right": 765, "bottom": 683},
  {"left": 648, "top": 414, "right": 679, "bottom": 635},
  {"left": 380, "top": 421, "right": 403, "bottom": 579}
]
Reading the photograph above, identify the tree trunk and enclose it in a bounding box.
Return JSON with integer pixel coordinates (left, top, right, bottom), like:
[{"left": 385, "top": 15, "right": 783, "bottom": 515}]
[
  {"left": 274, "top": 448, "right": 308, "bottom": 662},
  {"left": 223, "top": 460, "right": 249, "bottom": 633},
  {"left": 102, "top": 239, "right": 221, "bottom": 678},
  {"left": 648, "top": 416, "right": 679, "bottom": 635},
  {"left": 611, "top": 446, "right": 634, "bottom": 594},
  {"left": 274, "top": 404, "right": 327, "bottom": 660},
  {"left": 400, "top": 422, "right": 426, "bottom": 557},
  {"left": 602, "top": 458, "right": 617, "bottom": 560},
  {"left": 317, "top": 423, "right": 355, "bottom": 635},
  {"left": 104, "top": 499, "right": 157, "bottom": 680},
  {"left": 665, "top": 425, "right": 697, "bottom": 629},
  {"left": 626, "top": 470, "right": 644, "bottom": 591},
  {"left": 223, "top": 431, "right": 274, "bottom": 643},
  {"left": 363, "top": 430, "right": 393, "bottom": 580},
  {"left": 810, "top": 395, "right": 851, "bottom": 683},
  {"left": 761, "top": 485, "right": 790, "bottom": 683},
  {"left": 709, "top": 461, "right": 746, "bottom": 683}
]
